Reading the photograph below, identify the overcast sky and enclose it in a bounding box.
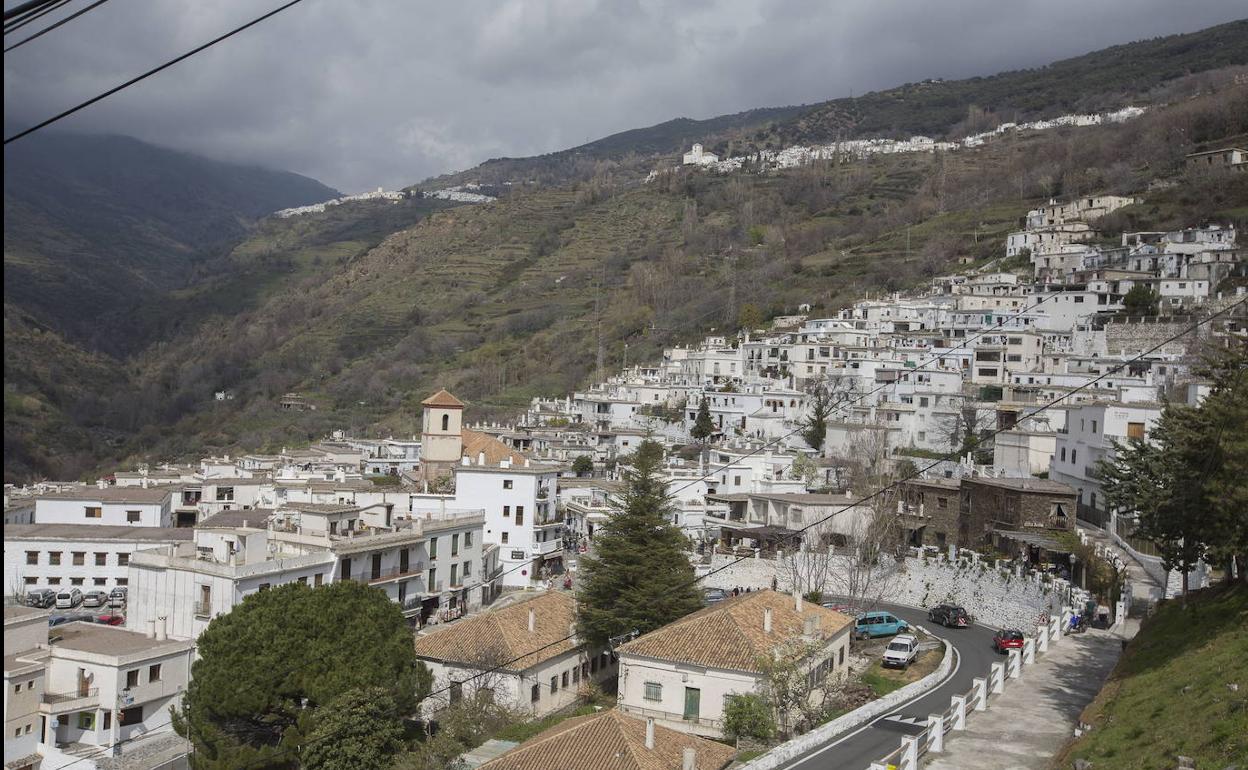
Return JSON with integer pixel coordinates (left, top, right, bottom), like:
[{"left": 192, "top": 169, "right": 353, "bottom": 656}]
[{"left": 3, "top": 1, "right": 1244, "bottom": 192}]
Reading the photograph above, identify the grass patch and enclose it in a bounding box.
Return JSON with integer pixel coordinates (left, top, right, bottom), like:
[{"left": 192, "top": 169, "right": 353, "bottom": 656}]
[
  {"left": 736, "top": 749, "right": 767, "bottom": 762},
  {"left": 1055, "top": 584, "right": 1248, "bottom": 770},
  {"left": 492, "top": 703, "right": 604, "bottom": 744}
]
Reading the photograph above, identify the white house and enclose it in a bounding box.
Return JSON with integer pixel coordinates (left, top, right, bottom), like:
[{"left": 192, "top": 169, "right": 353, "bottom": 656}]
[
  {"left": 32, "top": 486, "right": 175, "bottom": 528},
  {"left": 682, "top": 144, "right": 718, "bottom": 166},
  {"left": 5, "top": 606, "right": 48, "bottom": 769},
  {"left": 1048, "top": 401, "right": 1163, "bottom": 520},
  {"left": 413, "top": 591, "right": 616, "bottom": 718},
  {"left": 617, "top": 590, "right": 853, "bottom": 737}
]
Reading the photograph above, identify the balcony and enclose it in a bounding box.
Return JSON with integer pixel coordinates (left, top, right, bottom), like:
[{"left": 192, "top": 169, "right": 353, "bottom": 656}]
[
  {"left": 122, "top": 678, "right": 184, "bottom": 707},
  {"left": 342, "top": 564, "right": 426, "bottom": 586},
  {"left": 42, "top": 687, "right": 99, "bottom": 715},
  {"left": 194, "top": 603, "right": 212, "bottom": 619},
  {"left": 531, "top": 539, "right": 561, "bottom": 557}
]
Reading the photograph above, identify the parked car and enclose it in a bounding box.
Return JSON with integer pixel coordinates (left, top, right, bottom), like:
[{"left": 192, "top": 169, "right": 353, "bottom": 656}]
[
  {"left": 821, "top": 601, "right": 853, "bottom": 613},
  {"left": 992, "top": 629, "right": 1026, "bottom": 654},
  {"left": 107, "top": 587, "right": 127, "bottom": 608},
  {"left": 854, "top": 611, "right": 909, "bottom": 638},
  {"left": 49, "top": 613, "right": 93, "bottom": 628},
  {"left": 704, "top": 588, "right": 728, "bottom": 605},
  {"left": 94, "top": 614, "right": 125, "bottom": 626},
  {"left": 55, "top": 589, "right": 84, "bottom": 609},
  {"left": 928, "top": 604, "right": 971, "bottom": 628},
  {"left": 882, "top": 634, "right": 920, "bottom": 668},
  {"left": 26, "top": 588, "right": 57, "bottom": 609},
  {"left": 82, "top": 590, "right": 109, "bottom": 608}
]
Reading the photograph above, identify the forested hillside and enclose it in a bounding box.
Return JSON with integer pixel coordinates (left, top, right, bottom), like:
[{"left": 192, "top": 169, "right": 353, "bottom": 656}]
[{"left": 4, "top": 22, "right": 1248, "bottom": 483}]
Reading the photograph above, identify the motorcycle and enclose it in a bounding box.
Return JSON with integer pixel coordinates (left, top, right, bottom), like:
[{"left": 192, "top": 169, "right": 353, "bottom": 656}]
[{"left": 1066, "top": 613, "right": 1090, "bottom": 634}]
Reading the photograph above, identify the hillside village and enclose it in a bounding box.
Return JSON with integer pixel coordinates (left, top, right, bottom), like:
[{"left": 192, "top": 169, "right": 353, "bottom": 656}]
[{"left": 5, "top": 149, "right": 1245, "bottom": 769}]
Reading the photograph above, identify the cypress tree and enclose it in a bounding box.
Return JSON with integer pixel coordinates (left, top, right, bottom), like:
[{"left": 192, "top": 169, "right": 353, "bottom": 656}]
[
  {"left": 576, "top": 440, "right": 704, "bottom": 647},
  {"left": 692, "top": 398, "right": 716, "bottom": 443}
]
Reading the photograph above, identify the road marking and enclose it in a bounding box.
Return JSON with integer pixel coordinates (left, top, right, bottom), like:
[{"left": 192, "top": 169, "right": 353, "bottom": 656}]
[{"left": 775, "top": 640, "right": 963, "bottom": 769}]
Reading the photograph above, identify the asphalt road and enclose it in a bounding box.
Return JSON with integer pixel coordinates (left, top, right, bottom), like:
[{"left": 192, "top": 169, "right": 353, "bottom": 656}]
[{"left": 777, "top": 602, "right": 1003, "bottom": 770}]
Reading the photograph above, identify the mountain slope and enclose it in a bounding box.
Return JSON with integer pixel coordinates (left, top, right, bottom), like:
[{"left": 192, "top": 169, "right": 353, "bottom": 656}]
[{"left": 3, "top": 131, "right": 339, "bottom": 354}]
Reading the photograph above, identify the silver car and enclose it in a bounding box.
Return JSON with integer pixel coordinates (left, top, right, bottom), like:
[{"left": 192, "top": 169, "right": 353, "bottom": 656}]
[{"left": 82, "top": 590, "right": 109, "bottom": 608}]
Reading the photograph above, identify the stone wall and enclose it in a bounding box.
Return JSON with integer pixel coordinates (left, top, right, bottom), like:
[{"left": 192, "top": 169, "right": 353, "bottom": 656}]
[{"left": 700, "top": 550, "right": 1069, "bottom": 631}]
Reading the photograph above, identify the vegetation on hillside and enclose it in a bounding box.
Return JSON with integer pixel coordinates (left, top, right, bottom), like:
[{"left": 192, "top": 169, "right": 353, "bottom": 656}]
[{"left": 1056, "top": 584, "right": 1248, "bottom": 769}]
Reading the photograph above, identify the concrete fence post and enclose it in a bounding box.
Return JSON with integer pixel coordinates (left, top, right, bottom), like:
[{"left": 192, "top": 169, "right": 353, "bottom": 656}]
[
  {"left": 1049, "top": 614, "right": 1061, "bottom": 642},
  {"left": 990, "top": 662, "right": 1006, "bottom": 694},
  {"left": 972, "top": 677, "right": 988, "bottom": 711},
  {"left": 950, "top": 695, "right": 967, "bottom": 729},
  {"left": 1023, "top": 638, "right": 1036, "bottom": 665},
  {"left": 901, "top": 735, "right": 920, "bottom": 770},
  {"left": 927, "top": 715, "right": 945, "bottom": 753},
  {"left": 1007, "top": 649, "right": 1022, "bottom": 679},
  {"left": 1037, "top": 628, "right": 1049, "bottom": 653}
]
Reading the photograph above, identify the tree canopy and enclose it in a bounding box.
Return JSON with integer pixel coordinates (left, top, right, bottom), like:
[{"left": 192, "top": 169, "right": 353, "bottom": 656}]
[
  {"left": 174, "top": 581, "right": 430, "bottom": 769},
  {"left": 571, "top": 455, "right": 594, "bottom": 475},
  {"left": 576, "top": 439, "right": 704, "bottom": 646},
  {"left": 691, "top": 397, "right": 716, "bottom": 443}
]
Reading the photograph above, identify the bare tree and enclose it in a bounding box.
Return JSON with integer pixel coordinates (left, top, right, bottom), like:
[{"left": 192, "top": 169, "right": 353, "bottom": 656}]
[
  {"left": 933, "top": 395, "right": 995, "bottom": 459},
  {"left": 756, "top": 635, "right": 847, "bottom": 737}
]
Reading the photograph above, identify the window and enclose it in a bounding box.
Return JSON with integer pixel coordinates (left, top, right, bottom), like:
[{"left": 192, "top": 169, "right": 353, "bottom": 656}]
[
  {"left": 839, "top": 647, "right": 845, "bottom": 665},
  {"left": 78, "top": 712, "right": 96, "bottom": 730},
  {"left": 103, "top": 712, "right": 111, "bottom": 730},
  {"left": 94, "top": 578, "right": 107, "bottom": 586},
  {"left": 85, "top": 506, "right": 102, "bottom": 519},
  {"left": 127, "top": 510, "right": 141, "bottom": 523},
  {"left": 501, "top": 532, "right": 509, "bottom": 544},
  {"left": 49, "top": 551, "right": 62, "bottom": 566},
  {"left": 149, "top": 664, "right": 162, "bottom": 682},
  {"left": 197, "top": 585, "right": 211, "bottom": 617},
  {"left": 644, "top": 682, "right": 662, "bottom": 701},
  {"left": 463, "top": 561, "right": 472, "bottom": 579},
  {"left": 1071, "top": 450, "right": 1078, "bottom": 464},
  {"left": 218, "top": 487, "right": 235, "bottom": 502},
  {"left": 451, "top": 534, "right": 459, "bottom": 556},
  {"left": 464, "top": 531, "right": 473, "bottom": 547},
  {"left": 450, "top": 564, "right": 459, "bottom": 586},
  {"left": 95, "top": 552, "right": 107, "bottom": 566},
  {"left": 70, "top": 578, "right": 84, "bottom": 586},
  {"left": 515, "top": 509, "right": 524, "bottom": 526},
  {"left": 1127, "top": 422, "right": 1145, "bottom": 440},
  {"left": 48, "top": 578, "right": 61, "bottom": 585},
  {"left": 72, "top": 552, "right": 85, "bottom": 566},
  {"left": 26, "top": 551, "right": 37, "bottom": 565},
  {"left": 314, "top": 573, "right": 323, "bottom": 587},
  {"left": 581, "top": 662, "right": 589, "bottom": 679},
  {"left": 503, "top": 480, "right": 513, "bottom": 490},
  {"left": 561, "top": 671, "right": 569, "bottom": 688},
  {"left": 119, "top": 706, "right": 143, "bottom": 727},
  {"left": 13, "top": 683, "right": 20, "bottom": 693},
  {"left": 24, "top": 577, "right": 36, "bottom": 585},
  {"left": 573, "top": 666, "right": 580, "bottom": 684},
  {"left": 1060, "top": 448, "right": 1067, "bottom": 461},
  {"left": 117, "top": 553, "right": 130, "bottom": 566},
  {"left": 429, "top": 537, "right": 438, "bottom": 559},
  {"left": 441, "top": 414, "right": 450, "bottom": 431},
  {"left": 258, "top": 583, "right": 271, "bottom": 592},
  {"left": 531, "top": 684, "right": 540, "bottom": 703},
  {"left": 126, "top": 669, "right": 140, "bottom": 688},
  {"left": 1091, "top": 420, "right": 1098, "bottom": 433},
  {"left": 550, "top": 676, "right": 558, "bottom": 694},
  {"left": 115, "top": 577, "right": 127, "bottom": 586},
  {"left": 428, "top": 568, "right": 437, "bottom": 593}
]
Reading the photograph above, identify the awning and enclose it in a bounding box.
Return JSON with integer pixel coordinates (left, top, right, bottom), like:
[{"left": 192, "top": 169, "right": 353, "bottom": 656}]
[
  {"left": 732, "top": 525, "right": 799, "bottom": 542},
  {"left": 992, "top": 528, "right": 1071, "bottom": 553}
]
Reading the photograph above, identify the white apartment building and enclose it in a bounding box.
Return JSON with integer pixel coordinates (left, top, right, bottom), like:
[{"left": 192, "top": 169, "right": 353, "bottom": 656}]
[
  {"left": 5, "top": 606, "right": 48, "bottom": 769},
  {"left": 1048, "top": 401, "right": 1162, "bottom": 519},
  {"left": 32, "top": 486, "right": 175, "bottom": 528},
  {"left": 5, "top": 524, "right": 192, "bottom": 598},
  {"left": 453, "top": 458, "right": 563, "bottom": 587},
  {"left": 617, "top": 591, "right": 852, "bottom": 738}
]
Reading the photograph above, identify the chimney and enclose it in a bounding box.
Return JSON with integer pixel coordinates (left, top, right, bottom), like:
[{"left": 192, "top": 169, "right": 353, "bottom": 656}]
[
  {"left": 764, "top": 607, "right": 773, "bottom": 634},
  {"left": 528, "top": 608, "right": 536, "bottom": 633},
  {"left": 146, "top": 619, "right": 157, "bottom": 639},
  {"left": 156, "top": 617, "right": 168, "bottom": 641},
  {"left": 795, "top": 593, "right": 803, "bottom": 613},
  {"left": 478, "top": 451, "right": 486, "bottom": 466},
  {"left": 682, "top": 747, "right": 697, "bottom": 770},
  {"left": 645, "top": 718, "right": 656, "bottom": 750}
]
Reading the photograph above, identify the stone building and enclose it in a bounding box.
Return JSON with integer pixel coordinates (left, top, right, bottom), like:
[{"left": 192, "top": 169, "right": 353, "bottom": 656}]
[{"left": 959, "top": 476, "right": 1076, "bottom": 548}]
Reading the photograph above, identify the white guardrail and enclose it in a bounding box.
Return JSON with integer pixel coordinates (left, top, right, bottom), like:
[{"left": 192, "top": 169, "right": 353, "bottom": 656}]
[{"left": 868, "top": 606, "right": 1077, "bottom": 770}]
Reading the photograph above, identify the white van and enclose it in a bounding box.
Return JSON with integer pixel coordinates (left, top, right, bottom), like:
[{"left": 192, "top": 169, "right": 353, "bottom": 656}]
[{"left": 55, "top": 588, "right": 84, "bottom": 609}]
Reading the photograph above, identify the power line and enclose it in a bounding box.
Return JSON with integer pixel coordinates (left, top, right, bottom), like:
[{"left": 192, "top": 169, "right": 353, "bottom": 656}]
[
  {"left": 3, "top": 0, "right": 62, "bottom": 22},
  {"left": 3, "top": 0, "right": 307, "bottom": 145},
  {"left": 3, "top": 0, "right": 71, "bottom": 33},
  {"left": 4, "top": 0, "right": 108, "bottom": 52}
]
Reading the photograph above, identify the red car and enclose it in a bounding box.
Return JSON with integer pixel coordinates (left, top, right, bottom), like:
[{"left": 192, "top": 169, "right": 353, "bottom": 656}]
[
  {"left": 95, "top": 614, "right": 125, "bottom": 626},
  {"left": 992, "top": 629, "right": 1025, "bottom": 653}
]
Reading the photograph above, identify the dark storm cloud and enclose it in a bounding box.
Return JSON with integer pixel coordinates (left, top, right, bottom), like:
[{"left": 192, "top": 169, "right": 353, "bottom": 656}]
[{"left": 3, "top": 0, "right": 1243, "bottom": 191}]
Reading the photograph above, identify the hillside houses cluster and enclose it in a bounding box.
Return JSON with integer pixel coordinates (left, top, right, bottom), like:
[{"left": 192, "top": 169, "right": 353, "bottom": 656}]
[
  {"left": 676, "top": 106, "right": 1148, "bottom": 175},
  {"left": 3, "top": 191, "right": 1244, "bottom": 769}
]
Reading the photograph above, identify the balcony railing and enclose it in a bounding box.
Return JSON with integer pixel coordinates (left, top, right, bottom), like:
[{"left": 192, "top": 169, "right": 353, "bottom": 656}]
[
  {"left": 194, "top": 603, "right": 212, "bottom": 619},
  {"left": 619, "top": 703, "right": 722, "bottom": 730},
  {"left": 42, "top": 687, "right": 99, "bottom": 714},
  {"left": 342, "top": 564, "right": 426, "bottom": 585}
]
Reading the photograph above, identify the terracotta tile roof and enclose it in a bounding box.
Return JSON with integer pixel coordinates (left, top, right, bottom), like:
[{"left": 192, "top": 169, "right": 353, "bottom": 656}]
[
  {"left": 413, "top": 591, "right": 579, "bottom": 672},
  {"left": 422, "top": 389, "right": 465, "bottom": 408},
  {"left": 461, "top": 429, "right": 529, "bottom": 466},
  {"left": 480, "top": 709, "right": 735, "bottom": 770},
  {"left": 618, "top": 590, "right": 853, "bottom": 673}
]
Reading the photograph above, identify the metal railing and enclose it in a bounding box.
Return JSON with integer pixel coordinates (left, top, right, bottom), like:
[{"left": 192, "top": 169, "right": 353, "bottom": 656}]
[
  {"left": 619, "top": 703, "right": 723, "bottom": 730},
  {"left": 867, "top": 607, "right": 1076, "bottom": 770}
]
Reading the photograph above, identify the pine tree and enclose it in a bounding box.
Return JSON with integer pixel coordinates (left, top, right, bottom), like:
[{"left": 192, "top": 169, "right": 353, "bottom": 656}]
[
  {"left": 691, "top": 398, "right": 716, "bottom": 443},
  {"left": 576, "top": 440, "right": 704, "bottom": 647}
]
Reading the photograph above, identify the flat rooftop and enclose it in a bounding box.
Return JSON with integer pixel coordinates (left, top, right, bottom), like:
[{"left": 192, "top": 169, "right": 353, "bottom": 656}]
[
  {"left": 5, "top": 523, "right": 194, "bottom": 541},
  {"left": 50, "top": 622, "right": 191, "bottom": 657}
]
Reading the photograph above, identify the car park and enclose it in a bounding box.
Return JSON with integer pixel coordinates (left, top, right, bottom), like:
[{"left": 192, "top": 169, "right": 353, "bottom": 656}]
[
  {"left": 108, "top": 586, "right": 128, "bottom": 608},
  {"left": 928, "top": 604, "right": 971, "bottom": 628},
  {"left": 704, "top": 588, "right": 728, "bottom": 605},
  {"left": 854, "top": 611, "right": 909, "bottom": 638},
  {"left": 82, "top": 590, "right": 109, "bottom": 608},
  {"left": 992, "top": 629, "right": 1026, "bottom": 654},
  {"left": 882, "top": 634, "right": 920, "bottom": 668},
  {"left": 26, "top": 588, "right": 57, "bottom": 609},
  {"left": 55, "top": 589, "right": 84, "bottom": 609}
]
